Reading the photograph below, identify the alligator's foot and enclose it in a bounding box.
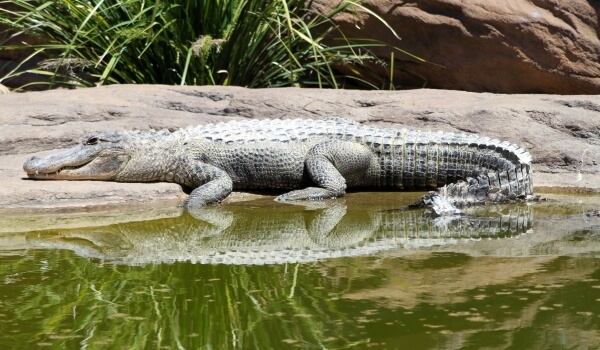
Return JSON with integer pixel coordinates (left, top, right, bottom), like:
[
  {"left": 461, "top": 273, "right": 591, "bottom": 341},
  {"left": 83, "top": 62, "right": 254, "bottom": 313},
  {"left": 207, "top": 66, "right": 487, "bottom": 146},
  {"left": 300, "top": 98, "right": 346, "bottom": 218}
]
[{"left": 414, "top": 191, "right": 466, "bottom": 217}]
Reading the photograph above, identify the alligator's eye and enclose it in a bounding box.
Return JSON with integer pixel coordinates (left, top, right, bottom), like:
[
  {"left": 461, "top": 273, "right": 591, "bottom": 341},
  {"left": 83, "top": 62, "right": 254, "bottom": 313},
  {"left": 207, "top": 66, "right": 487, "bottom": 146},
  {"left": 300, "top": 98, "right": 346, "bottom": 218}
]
[{"left": 85, "top": 137, "right": 99, "bottom": 145}]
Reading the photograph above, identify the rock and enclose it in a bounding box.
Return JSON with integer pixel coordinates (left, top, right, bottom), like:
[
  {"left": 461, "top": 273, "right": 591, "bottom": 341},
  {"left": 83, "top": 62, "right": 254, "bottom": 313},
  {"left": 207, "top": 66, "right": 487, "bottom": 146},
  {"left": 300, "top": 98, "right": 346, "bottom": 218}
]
[
  {"left": 0, "top": 85, "right": 598, "bottom": 213},
  {"left": 310, "top": 0, "right": 600, "bottom": 94}
]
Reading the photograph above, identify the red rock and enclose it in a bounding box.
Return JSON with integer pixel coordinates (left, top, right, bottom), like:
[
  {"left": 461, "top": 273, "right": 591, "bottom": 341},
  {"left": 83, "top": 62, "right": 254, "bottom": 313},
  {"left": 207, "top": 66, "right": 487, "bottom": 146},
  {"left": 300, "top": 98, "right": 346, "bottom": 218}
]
[{"left": 310, "top": 0, "right": 600, "bottom": 93}]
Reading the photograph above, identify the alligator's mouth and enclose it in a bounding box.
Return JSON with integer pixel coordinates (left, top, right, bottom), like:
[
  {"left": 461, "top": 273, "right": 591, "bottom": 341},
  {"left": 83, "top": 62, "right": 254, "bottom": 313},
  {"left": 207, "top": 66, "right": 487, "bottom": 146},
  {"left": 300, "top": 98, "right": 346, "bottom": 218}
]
[{"left": 26, "top": 162, "right": 92, "bottom": 179}]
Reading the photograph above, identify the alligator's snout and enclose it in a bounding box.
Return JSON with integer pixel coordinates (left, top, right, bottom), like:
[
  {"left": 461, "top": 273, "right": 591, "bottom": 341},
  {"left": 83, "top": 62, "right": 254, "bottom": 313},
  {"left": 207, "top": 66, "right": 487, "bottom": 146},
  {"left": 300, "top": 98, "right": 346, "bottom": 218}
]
[
  {"left": 23, "top": 146, "right": 94, "bottom": 178},
  {"left": 23, "top": 156, "right": 42, "bottom": 174},
  {"left": 23, "top": 154, "right": 61, "bottom": 178}
]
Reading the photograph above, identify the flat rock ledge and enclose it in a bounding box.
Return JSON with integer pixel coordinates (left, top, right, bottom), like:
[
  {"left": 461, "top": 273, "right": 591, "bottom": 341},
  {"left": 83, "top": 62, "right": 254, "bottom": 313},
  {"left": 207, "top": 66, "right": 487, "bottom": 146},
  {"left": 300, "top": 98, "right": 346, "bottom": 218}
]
[{"left": 1, "top": 85, "right": 599, "bottom": 215}]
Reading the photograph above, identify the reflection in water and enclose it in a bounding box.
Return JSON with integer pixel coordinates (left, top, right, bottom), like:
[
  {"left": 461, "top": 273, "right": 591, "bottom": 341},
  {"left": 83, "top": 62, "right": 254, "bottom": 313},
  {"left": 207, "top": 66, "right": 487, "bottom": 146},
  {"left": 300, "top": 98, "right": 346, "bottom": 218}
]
[
  {"left": 26, "top": 203, "right": 532, "bottom": 265},
  {"left": 1, "top": 195, "right": 599, "bottom": 349}
]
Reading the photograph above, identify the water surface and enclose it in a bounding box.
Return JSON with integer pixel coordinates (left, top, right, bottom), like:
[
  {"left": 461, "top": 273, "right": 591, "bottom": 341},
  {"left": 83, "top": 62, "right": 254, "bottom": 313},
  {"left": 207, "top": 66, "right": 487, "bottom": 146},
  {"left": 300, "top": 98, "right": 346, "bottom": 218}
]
[{"left": 1, "top": 192, "right": 599, "bottom": 349}]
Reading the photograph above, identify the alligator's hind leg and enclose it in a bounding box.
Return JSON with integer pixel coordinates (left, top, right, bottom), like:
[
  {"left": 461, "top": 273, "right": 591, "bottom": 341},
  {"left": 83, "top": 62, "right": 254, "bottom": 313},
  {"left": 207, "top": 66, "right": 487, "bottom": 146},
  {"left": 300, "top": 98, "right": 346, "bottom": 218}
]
[{"left": 276, "top": 140, "right": 372, "bottom": 202}]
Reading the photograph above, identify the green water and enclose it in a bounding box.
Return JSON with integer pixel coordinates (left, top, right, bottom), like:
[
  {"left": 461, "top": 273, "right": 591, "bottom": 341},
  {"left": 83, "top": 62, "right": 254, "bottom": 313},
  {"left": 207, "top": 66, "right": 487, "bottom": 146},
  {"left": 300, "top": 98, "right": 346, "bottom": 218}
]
[{"left": 1, "top": 193, "right": 599, "bottom": 349}]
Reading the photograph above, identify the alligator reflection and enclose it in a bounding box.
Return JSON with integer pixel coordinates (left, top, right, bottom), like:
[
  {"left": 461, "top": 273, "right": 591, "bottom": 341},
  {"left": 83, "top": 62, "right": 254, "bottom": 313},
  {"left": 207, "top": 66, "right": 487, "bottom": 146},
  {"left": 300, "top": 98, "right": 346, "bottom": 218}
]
[{"left": 27, "top": 203, "right": 532, "bottom": 265}]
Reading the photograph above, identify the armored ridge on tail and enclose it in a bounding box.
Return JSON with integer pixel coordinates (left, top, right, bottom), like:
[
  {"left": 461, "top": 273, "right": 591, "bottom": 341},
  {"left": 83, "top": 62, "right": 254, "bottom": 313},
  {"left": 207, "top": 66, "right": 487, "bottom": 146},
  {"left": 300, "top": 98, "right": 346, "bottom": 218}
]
[{"left": 23, "top": 118, "right": 533, "bottom": 211}]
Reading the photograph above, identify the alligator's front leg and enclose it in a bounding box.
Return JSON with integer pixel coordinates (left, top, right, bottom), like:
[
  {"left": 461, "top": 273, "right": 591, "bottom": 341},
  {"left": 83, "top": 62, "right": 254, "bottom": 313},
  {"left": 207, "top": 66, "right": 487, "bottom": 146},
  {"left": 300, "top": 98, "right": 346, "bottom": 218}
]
[
  {"left": 178, "top": 162, "right": 233, "bottom": 210},
  {"left": 276, "top": 140, "right": 372, "bottom": 202}
]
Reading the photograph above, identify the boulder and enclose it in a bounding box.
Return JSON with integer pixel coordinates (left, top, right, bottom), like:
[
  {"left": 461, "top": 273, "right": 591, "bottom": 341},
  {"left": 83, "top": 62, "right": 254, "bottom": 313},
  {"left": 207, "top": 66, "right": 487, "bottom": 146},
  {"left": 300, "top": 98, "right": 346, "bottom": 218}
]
[
  {"left": 310, "top": 0, "right": 600, "bottom": 94},
  {"left": 0, "top": 85, "right": 598, "bottom": 213}
]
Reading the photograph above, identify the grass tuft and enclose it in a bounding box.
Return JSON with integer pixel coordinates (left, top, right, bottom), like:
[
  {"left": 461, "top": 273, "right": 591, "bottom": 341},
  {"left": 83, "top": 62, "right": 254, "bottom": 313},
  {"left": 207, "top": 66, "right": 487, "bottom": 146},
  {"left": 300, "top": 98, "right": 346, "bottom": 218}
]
[{"left": 0, "top": 0, "right": 410, "bottom": 89}]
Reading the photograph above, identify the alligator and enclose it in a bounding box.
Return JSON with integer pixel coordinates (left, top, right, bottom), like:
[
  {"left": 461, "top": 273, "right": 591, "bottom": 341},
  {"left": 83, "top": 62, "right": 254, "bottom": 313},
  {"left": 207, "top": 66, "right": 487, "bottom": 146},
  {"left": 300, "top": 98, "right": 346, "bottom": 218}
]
[
  {"left": 27, "top": 204, "right": 532, "bottom": 265},
  {"left": 23, "top": 118, "right": 533, "bottom": 212}
]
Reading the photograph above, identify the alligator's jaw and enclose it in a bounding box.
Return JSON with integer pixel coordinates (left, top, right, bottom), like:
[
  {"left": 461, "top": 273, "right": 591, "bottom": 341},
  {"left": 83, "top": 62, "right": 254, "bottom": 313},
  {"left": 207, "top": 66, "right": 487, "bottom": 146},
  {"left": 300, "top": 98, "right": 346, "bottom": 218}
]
[
  {"left": 23, "top": 144, "right": 127, "bottom": 180},
  {"left": 25, "top": 161, "right": 94, "bottom": 180}
]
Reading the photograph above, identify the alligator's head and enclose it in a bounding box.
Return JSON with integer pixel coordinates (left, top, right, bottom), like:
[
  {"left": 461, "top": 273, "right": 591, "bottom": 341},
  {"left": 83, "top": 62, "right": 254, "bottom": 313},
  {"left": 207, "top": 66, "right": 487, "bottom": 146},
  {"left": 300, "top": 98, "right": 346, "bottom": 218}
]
[{"left": 23, "top": 132, "right": 131, "bottom": 180}]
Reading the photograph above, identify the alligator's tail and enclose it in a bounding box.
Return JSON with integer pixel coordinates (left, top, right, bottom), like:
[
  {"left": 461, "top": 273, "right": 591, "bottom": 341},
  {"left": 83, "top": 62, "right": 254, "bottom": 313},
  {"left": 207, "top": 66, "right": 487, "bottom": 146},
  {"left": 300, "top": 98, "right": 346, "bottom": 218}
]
[
  {"left": 414, "top": 139, "right": 534, "bottom": 215},
  {"left": 443, "top": 163, "right": 533, "bottom": 204}
]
